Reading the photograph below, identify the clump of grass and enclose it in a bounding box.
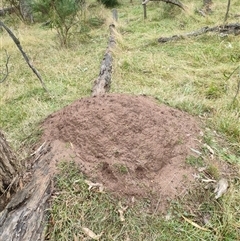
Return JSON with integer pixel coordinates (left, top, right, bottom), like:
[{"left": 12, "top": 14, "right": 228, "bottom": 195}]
[{"left": 186, "top": 155, "right": 204, "bottom": 167}]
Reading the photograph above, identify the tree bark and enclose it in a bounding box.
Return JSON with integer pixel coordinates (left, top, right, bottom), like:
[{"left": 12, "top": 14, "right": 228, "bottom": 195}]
[
  {"left": 0, "top": 131, "right": 19, "bottom": 198},
  {"left": 0, "top": 140, "right": 53, "bottom": 241}
]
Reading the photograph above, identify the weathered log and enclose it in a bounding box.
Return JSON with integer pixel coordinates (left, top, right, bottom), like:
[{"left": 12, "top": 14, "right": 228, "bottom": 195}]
[
  {"left": 158, "top": 23, "right": 240, "bottom": 43},
  {"left": 0, "top": 142, "right": 53, "bottom": 241},
  {"left": 0, "top": 131, "right": 19, "bottom": 197},
  {"left": 92, "top": 23, "right": 116, "bottom": 97}
]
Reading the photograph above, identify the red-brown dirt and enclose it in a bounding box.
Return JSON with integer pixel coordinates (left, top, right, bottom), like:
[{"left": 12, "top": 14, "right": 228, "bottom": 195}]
[{"left": 41, "top": 93, "right": 202, "bottom": 212}]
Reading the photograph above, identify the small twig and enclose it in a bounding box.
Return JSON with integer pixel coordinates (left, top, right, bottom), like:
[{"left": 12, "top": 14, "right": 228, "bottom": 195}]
[
  {"left": 224, "top": 0, "right": 231, "bottom": 23},
  {"left": 231, "top": 73, "right": 240, "bottom": 106},
  {"left": 142, "top": 0, "right": 186, "bottom": 11},
  {"left": 225, "top": 66, "right": 240, "bottom": 106},
  {"left": 30, "top": 141, "right": 47, "bottom": 156},
  {"left": 0, "top": 20, "right": 49, "bottom": 92},
  {"left": 0, "top": 50, "right": 10, "bottom": 83}
]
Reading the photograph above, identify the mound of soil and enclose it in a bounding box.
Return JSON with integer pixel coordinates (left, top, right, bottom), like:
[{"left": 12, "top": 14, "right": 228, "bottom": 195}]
[{"left": 41, "top": 94, "right": 202, "bottom": 212}]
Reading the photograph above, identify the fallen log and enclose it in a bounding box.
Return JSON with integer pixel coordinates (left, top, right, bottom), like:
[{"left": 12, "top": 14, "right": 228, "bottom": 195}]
[
  {"left": 0, "top": 142, "right": 53, "bottom": 241},
  {"left": 158, "top": 23, "right": 240, "bottom": 43},
  {"left": 92, "top": 23, "right": 116, "bottom": 97}
]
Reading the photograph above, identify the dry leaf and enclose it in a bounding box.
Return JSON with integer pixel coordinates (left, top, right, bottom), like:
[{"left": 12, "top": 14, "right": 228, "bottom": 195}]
[
  {"left": 118, "top": 202, "right": 128, "bottom": 222},
  {"left": 204, "top": 144, "right": 215, "bottom": 155},
  {"left": 118, "top": 209, "right": 125, "bottom": 222},
  {"left": 85, "top": 180, "right": 104, "bottom": 192},
  {"left": 81, "top": 227, "right": 103, "bottom": 240},
  {"left": 6, "top": 191, "right": 11, "bottom": 199},
  {"left": 214, "top": 178, "right": 229, "bottom": 199}
]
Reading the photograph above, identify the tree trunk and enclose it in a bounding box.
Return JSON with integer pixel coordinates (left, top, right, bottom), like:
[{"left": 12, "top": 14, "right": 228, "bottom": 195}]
[{"left": 0, "top": 131, "right": 19, "bottom": 201}]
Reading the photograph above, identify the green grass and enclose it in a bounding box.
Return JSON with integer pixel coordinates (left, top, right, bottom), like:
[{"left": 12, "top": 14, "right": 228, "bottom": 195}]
[{"left": 1, "top": 0, "right": 240, "bottom": 240}]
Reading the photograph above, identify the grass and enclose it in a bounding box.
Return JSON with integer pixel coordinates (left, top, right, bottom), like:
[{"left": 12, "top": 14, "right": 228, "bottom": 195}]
[
  {"left": 48, "top": 161, "right": 240, "bottom": 241},
  {"left": 1, "top": 0, "right": 240, "bottom": 240}
]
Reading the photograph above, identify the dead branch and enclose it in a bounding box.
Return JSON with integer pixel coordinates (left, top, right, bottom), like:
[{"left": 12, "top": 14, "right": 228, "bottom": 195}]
[
  {"left": 158, "top": 23, "right": 240, "bottom": 43},
  {"left": 0, "top": 20, "right": 48, "bottom": 92},
  {"left": 0, "top": 50, "right": 10, "bottom": 83},
  {"left": 142, "top": 0, "right": 186, "bottom": 11}
]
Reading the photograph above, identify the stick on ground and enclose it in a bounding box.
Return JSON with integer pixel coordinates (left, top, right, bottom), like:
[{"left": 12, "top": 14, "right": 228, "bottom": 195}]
[
  {"left": 158, "top": 23, "right": 240, "bottom": 43},
  {"left": 0, "top": 20, "right": 48, "bottom": 92}
]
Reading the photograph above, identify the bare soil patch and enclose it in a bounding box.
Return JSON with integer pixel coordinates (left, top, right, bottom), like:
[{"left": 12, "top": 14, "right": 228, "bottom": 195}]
[{"left": 41, "top": 94, "right": 202, "bottom": 212}]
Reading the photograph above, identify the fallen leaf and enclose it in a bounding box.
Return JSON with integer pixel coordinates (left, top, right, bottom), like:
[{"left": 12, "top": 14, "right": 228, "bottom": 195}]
[
  {"left": 118, "top": 202, "right": 128, "bottom": 222},
  {"left": 81, "top": 227, "right": 103, "bottom": 240},
  {"left": 118, "top": 209, "right": 125, "bottom": 222},
  {"left": 214, "top": 178, "right": 229, "bottom": 199},
  {"left": 204, "top": 144, "right": 215, "bottom": 155},
  {"left": 85, "top": 180, "right": 104, "bottom": 192}
]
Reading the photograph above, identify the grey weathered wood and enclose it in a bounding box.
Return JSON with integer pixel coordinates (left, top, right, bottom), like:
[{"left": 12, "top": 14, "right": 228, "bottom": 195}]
[
  {"left": 92, "top": 23, "right": 116, "bottom": 97},
  {"left": 0, "top": 143, "right": 53, "bottom": 241},
  {"left": 158, "top": 23, "right": 240, "bottom": 43},
  {"left": 0, "top": 131, "right": 19, "bottom": 196}
]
